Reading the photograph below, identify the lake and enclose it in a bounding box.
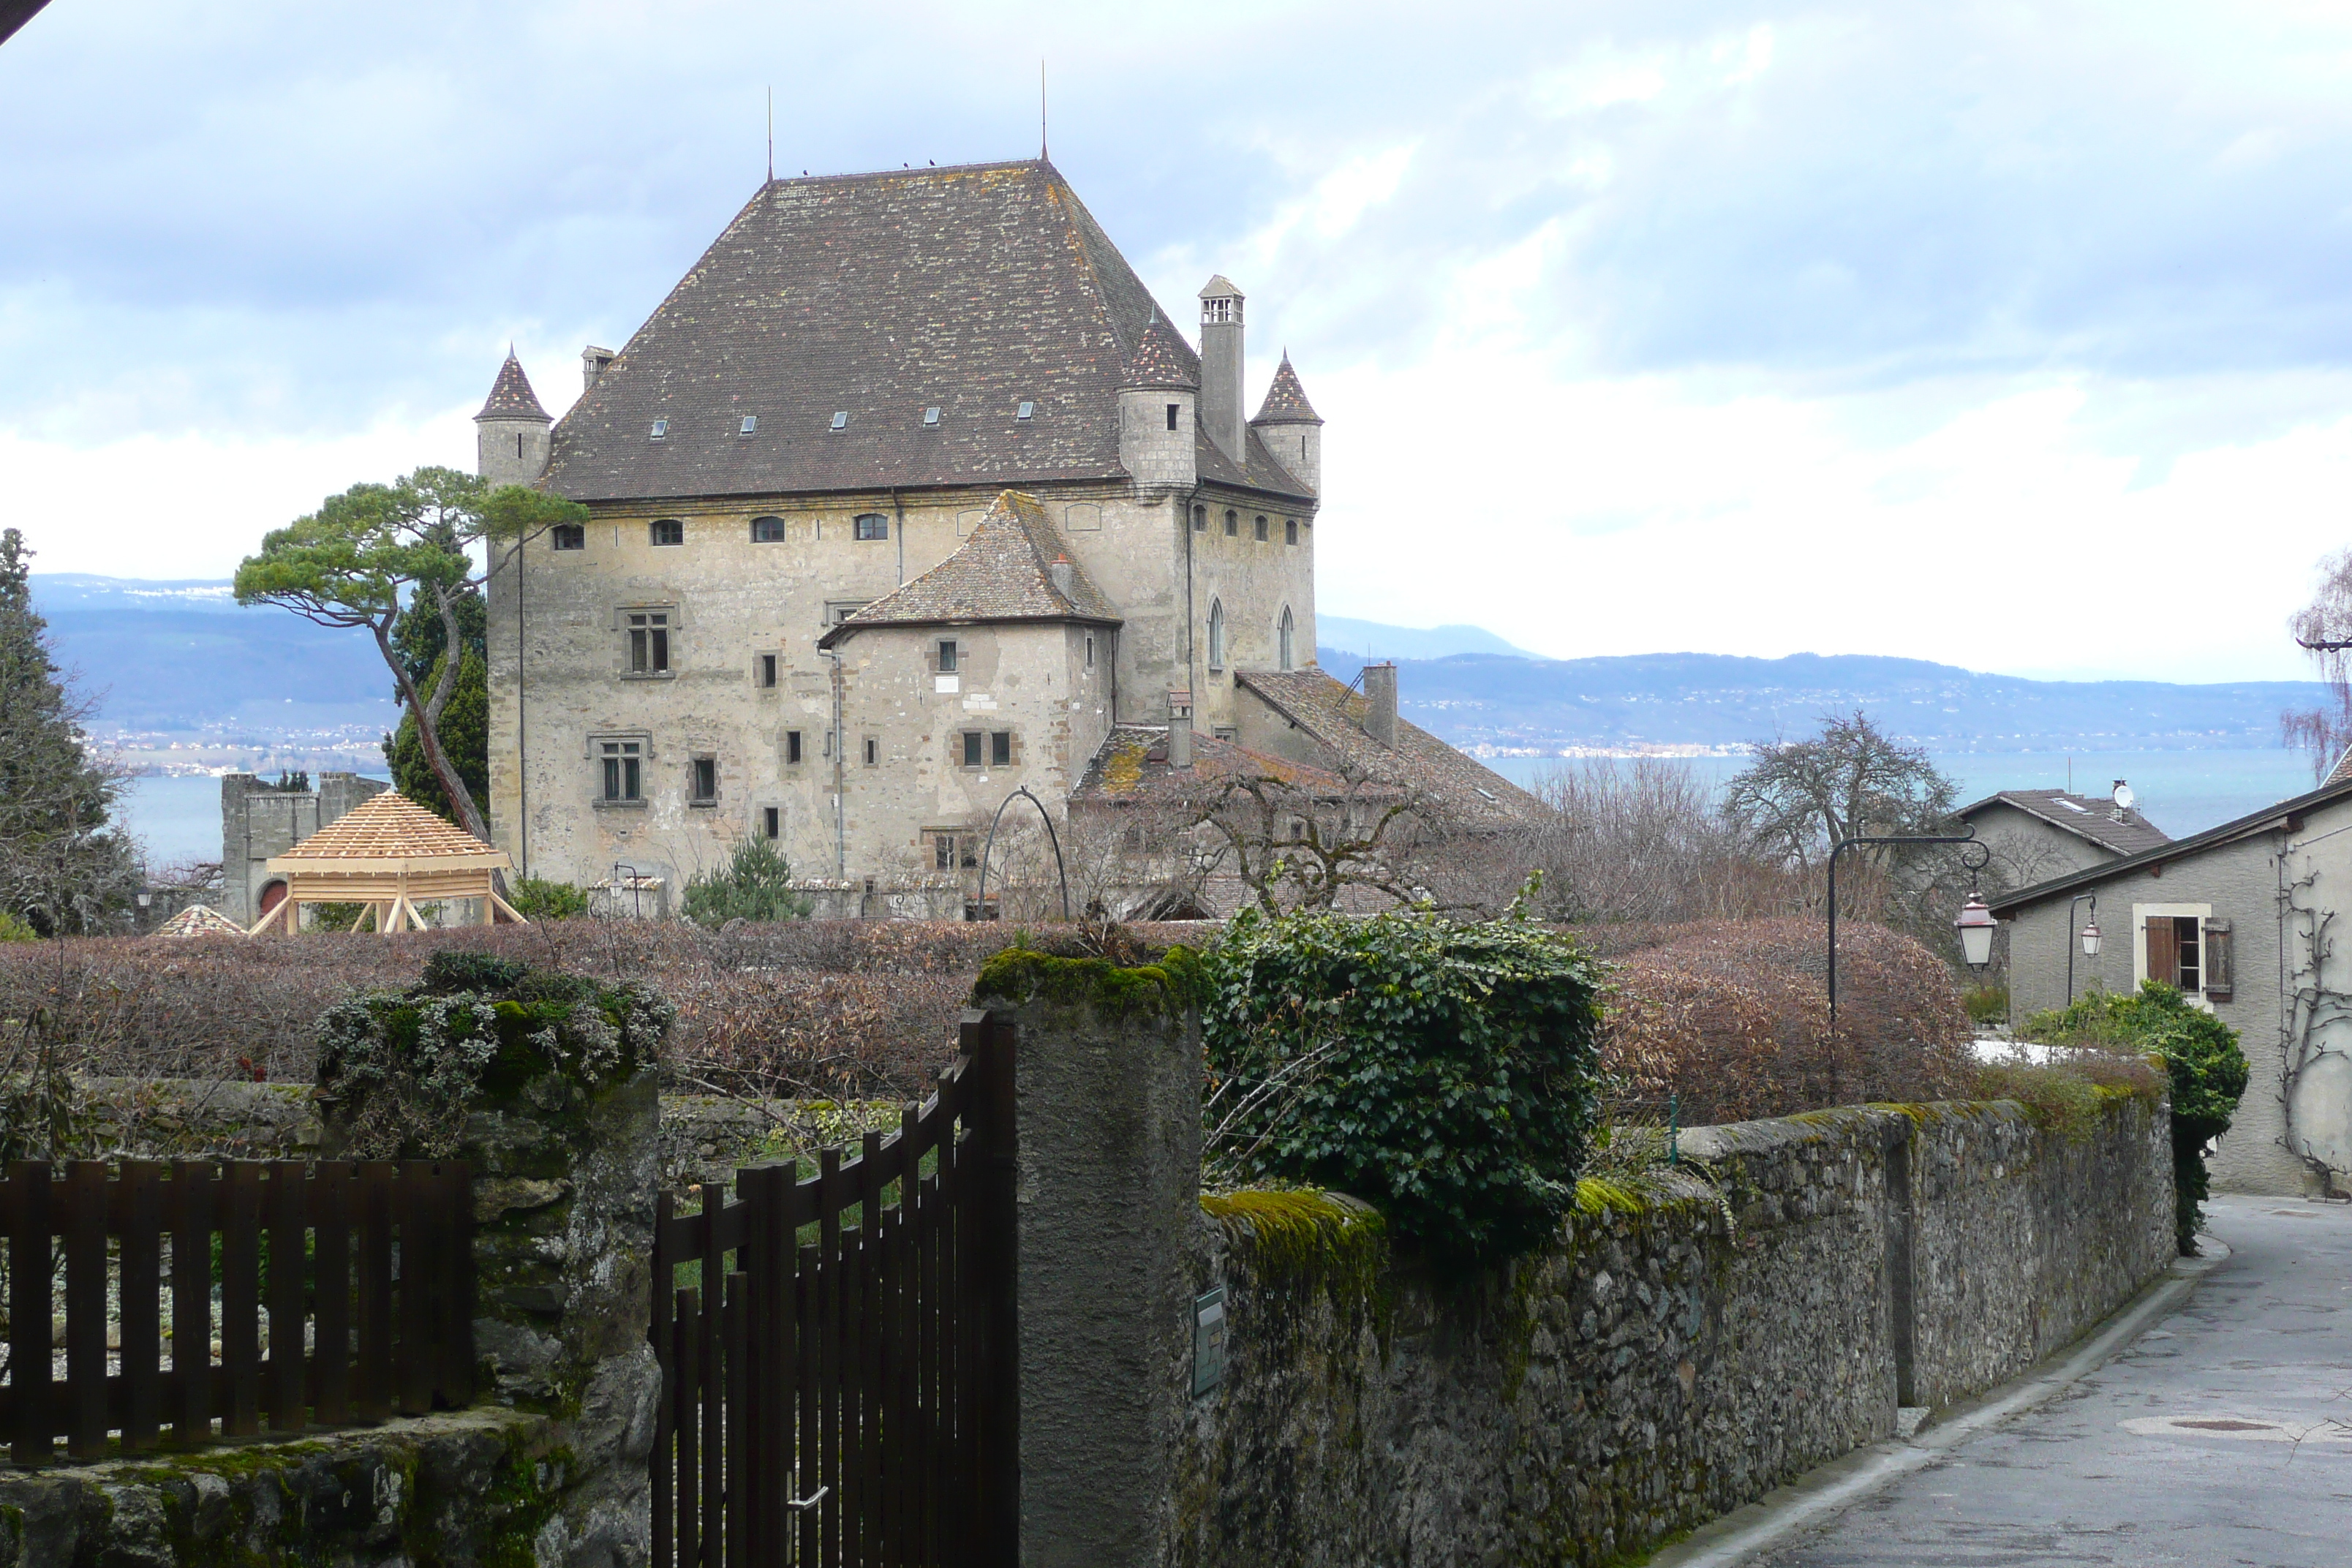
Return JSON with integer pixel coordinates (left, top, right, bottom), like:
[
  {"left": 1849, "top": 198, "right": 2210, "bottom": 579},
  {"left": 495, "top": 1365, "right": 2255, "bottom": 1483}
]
[{"left": 116, "top": 748, "right": 2321, "bottom": 870}]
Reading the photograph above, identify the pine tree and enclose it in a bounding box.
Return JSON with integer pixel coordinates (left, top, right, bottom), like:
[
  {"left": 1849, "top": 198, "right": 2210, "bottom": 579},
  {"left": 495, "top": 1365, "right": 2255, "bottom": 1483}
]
[
  {"left": 0, "top": 529, "right": 137, "bottom": 933},
  {"left": 382, "top": 584, "right": 489, "bottom": 825}
]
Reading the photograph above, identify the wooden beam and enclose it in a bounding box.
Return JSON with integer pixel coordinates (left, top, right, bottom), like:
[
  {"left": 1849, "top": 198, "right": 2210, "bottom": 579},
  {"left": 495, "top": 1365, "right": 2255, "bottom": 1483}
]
[
  {"left": 487, "top": 890, "right": 530, "bottom": 927},
  {"left": 244, "top": 899, "right": 289, "bottom": 938}
]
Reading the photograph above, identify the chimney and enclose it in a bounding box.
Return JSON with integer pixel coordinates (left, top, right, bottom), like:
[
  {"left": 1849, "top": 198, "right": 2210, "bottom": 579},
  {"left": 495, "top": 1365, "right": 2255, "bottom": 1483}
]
[
  {"left": 1049, "top": 556, "right": 1074, "bottom": 600},
  {"left": 1362, "top": 663, "right": 1398, "bottom": 747},
  {"left": 581, "top": 344, "right": 616, "bottom": 393},
  {"left": 1197, "top": 276, "right": 1245, "bottom": 459},
  {"left": 1168, "top": 690, "right": 1193, "bottom": 770}
]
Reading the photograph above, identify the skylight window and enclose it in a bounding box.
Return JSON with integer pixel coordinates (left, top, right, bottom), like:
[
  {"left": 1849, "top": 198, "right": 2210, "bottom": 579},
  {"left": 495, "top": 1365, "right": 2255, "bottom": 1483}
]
[
  {"left": 739, "top": 415, "right": 758, "bottom": 435},
  {"left": 649, "top": 419, "right": 668, "bottom": 440},
  {"left": 924, "top": 407, "right": 941, "bottom": 426},
  {"left": 2058, "top": 799, "right": 2089, "bottom": 813},
  {"left": 1016, "top": 401, "right": 1035, "bottom": 421},
  {"left": 830, "top": 411, "right": 849, "bottom": 430}
]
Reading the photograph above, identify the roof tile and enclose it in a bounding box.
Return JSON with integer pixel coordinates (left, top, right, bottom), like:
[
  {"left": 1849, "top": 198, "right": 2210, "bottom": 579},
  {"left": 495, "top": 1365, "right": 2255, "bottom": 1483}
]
[
  {"left": 821, "top": 490, "right": 1117, "bottom": 640},
  {"left": 476, "top": 353, "right": 550, "bottom": 423},
  {"left": 279, "top": 792, "right": 504, "bottom": 861},
  {"left": 1251, "top": 353, "right": 1322, "bottom": 425},
  {"left": 1234, "top": 668, "right": 1545, "bottom": 823}
]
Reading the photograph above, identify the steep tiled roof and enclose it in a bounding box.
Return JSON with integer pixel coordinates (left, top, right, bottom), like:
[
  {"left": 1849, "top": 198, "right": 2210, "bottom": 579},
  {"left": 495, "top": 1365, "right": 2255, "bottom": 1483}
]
[
  {"left": 153, "top": 904, "right": 246, "bottom": 938},
  {"left": 1251, "top": 353, "right": 1322, "bottom": 425},
  {"left": 820, "top": 491, "right": 1117, "bottom": 644},
  {"left": 1195, "top": 423, "right": 1316, "bottom": 499},
  {"left": 1122, "top": 312, "right": 1199, "bottom": 390},
  {"left": 1069, "top": 725, "right": 1365, "bottom": 807},
  {"left": 277, "top": 792, "right": 503, "bottom": 861},
  {"left": 477, "top": 353, "right": 550, "bottom": 422},
  {"left": 542, "top": 160, "right": 1202, "bottom": 502},
  {"left": 1956, "top": 789, "right": 2171, "bottom": 857},
  {"left": 1234, "top": 668, "right": 1545, "bottom": 823}
]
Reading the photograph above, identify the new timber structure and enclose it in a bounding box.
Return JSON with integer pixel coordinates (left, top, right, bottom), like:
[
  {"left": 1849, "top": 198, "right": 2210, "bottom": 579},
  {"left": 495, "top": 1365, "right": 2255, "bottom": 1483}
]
[{"left": 245, "top": 791, "right": 524, "bottom": 935}]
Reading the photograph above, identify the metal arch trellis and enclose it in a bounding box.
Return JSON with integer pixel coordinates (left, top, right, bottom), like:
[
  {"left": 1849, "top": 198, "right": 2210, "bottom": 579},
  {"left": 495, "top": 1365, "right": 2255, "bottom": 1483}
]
[{"left": 973, "top": 786, "right": 1070, "bottom": 922}]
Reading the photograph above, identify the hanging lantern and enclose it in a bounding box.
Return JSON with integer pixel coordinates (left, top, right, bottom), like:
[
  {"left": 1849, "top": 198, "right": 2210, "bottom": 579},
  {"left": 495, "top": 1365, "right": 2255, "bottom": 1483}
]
[
  {"left": 2080, "top": 919, "right": 2101, "bottom": 958},
  {"left": 1955, "top": 894, "right": 1997, "bottom": 970}
]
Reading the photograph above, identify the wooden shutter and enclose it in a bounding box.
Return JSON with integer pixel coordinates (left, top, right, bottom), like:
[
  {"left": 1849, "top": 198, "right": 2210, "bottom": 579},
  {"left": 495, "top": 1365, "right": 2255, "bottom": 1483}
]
[
  {"left": 2204, "top": 919, "right": 2234, "bottom": 1001},
  {"left": 2145, "top": 916, "right": 2180, "bottom": 992}
]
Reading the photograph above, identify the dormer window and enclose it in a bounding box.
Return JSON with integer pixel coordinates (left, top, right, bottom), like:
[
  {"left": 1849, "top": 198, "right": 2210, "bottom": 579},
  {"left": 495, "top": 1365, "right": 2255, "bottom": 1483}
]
[
  {"left": 1017, "top": 401, "right": 1035, "bottom": 421},
  {"left": 739, "top": 415, "right": 758, "bottom": 435},
  {"left": 649, "top": 419, "right": 668, "bottom": 441},
  {"left": 830, "top": 411, "right": 849, "bottom": 430}
]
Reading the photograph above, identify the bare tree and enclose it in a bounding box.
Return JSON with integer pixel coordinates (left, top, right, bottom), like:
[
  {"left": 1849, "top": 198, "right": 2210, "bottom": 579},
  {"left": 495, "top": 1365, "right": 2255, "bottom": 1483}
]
[{"left": 2287, "top": 548, "right": 2352, "bottom": 783}]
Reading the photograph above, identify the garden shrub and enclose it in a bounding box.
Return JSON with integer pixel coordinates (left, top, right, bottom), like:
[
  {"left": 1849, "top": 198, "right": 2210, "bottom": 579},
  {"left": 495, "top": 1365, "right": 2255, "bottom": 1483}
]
[
  {"left": 0, "top": 911, "right": 37, "bottom": 943},
  {"left": 682, "top": 838, "right": 813, "bottom": 929},
  {"left": 508, "top": 875, "right": 589, "bottom": 922},
  {"left": 2022, "top": 980, "right": 2250, "bottom": 1254},
  {"left": 316, "top": 949, "right": 674, "bottom": 1158},
  {"left": 1200, "top": 906, "right": 1607, "bottom": 1268}
]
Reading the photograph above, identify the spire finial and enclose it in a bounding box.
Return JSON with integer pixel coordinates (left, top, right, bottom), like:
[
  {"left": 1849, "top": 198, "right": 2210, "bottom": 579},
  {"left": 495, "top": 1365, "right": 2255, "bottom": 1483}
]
[
  {"left": 1040, "top": 59, "right": 1047, "bottom": 159},
  {"left": 766, "top": 86, "right": 773, "bottom": 183}
]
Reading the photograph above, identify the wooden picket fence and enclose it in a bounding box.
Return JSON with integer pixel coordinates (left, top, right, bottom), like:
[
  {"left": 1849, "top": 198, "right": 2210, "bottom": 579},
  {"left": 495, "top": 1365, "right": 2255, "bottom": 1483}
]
[
  {"left": 0, "top": 1158, "right": 474, "bottom": 1467},
  {"left": 653, "top": 1011, "right": 1018, "bottom": 1568}
]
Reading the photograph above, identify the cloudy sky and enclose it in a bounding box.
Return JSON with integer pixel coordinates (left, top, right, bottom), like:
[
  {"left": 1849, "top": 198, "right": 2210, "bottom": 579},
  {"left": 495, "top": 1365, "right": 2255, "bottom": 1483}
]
[{"left": 6, "top": 0, "right": 2352, "bottom": 682}]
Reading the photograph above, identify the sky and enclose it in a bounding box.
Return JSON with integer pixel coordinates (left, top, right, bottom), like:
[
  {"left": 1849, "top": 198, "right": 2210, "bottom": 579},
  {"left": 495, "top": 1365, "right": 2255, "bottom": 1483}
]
[{"left": 6, "top": 1, "right": 2352, "bottom": 682}]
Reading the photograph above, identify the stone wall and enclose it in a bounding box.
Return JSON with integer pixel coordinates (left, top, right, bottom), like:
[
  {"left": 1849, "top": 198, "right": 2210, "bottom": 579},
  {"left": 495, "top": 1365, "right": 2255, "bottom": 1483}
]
[{"left": 1169, "top": 1091, "right": 2174, "bottom": 1568}]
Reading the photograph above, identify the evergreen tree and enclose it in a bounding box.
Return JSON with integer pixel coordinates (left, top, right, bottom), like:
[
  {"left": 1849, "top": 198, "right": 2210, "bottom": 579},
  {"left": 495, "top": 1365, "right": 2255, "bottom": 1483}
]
[
  {"left": 382, "top": 585, "right": 488, "bottom": 825},
  {"left": 0, "top": 529, "right": 137, "bottom": 933}
]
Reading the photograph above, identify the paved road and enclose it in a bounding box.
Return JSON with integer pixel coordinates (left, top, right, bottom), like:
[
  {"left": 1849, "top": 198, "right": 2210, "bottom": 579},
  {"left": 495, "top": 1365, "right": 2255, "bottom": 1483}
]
[{"left": 1756, "top": 1196, "right": 2352, "bottom": 1568}]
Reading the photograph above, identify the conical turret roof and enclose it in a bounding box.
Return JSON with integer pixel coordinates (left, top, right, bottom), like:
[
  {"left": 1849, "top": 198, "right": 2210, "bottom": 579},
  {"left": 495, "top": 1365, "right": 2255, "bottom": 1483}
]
[
  {"left": 476, "top": 352, "right": 551, "bottom": 423},
  {"left": 1252, "top": 353, "right": 1322, "bottom": 426},
  {"left": 1121, "top": 311, "right": 1198, "bottom": 391}
]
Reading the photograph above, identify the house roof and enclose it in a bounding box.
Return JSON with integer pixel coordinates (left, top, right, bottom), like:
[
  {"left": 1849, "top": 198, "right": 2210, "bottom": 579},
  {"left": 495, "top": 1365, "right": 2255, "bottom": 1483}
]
[
  {"left": 273, "top": 791, "right": 505, "bottom": 863},
  {"left": 1069, "top": 725, "right": 1366, "bottom": 808},
  {"left": 1251, "top": 354, "right": 1322, "bottom": 426},
  {"left": 1990, "top": 772, "right": 2352, "bottom": 916},
  {"left": 1956, "top": 788, "right": 2171, "bottom": 858},
  {"left": 1233, "top": 668, "right": 1546, "bottom": 824},
  {"left": 818, "top": 490, "right": 1117, "bottom": 645},
  {"left": 477, "top": 353, "right": 550, "bottom": 423},
  {"left": 538, "top": 159, "right": 1314, "bottom": 506}
]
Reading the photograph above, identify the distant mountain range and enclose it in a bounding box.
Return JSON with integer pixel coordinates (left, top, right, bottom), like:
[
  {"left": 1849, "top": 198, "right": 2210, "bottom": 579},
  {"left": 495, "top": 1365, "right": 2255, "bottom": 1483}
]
[{"left": 26, "top": 576, "right": 2328, "bottom": 757}]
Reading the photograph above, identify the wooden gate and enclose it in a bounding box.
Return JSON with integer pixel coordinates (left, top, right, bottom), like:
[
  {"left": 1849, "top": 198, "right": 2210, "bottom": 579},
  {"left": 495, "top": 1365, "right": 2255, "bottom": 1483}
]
[{"left": 652, "top": 1012, "right": 1017, "bottom": 1568}]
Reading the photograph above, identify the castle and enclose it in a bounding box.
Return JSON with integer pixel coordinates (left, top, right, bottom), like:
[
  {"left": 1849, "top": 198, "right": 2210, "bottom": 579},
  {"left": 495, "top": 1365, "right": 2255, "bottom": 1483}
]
[{"left": 479, "top": 158, "right": 1531, "bottom": 912}]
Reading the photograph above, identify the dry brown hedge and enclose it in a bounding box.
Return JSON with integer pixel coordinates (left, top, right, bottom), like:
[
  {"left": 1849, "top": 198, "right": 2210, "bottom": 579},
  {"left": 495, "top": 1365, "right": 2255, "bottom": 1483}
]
[{"left": 1, "top": 913, "right": 1969, "bottom": 1120}]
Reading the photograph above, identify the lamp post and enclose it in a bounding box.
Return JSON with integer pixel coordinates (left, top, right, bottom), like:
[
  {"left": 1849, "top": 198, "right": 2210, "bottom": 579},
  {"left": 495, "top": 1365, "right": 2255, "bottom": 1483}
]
[
  {"left": 1827, "top": 828, "right": 1989, "bottom": 1040},
  {"left": 2065, "top": 892, "right": 2101, "bottom": 1004}
]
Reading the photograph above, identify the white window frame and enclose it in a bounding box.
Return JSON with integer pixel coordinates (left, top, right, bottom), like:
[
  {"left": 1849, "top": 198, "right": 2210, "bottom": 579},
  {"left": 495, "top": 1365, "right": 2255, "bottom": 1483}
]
[{"left": 2133, "top": 902, "right": 2215, "bottom": 1004}]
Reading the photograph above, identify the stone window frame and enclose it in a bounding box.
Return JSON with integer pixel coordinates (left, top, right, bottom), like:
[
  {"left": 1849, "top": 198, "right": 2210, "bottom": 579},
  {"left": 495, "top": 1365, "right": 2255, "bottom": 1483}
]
[
  {"left": 783, "top": 730, "right": 805, "bottom": 767},
  {"left": 853, "top": 513, "right": 890, "bottom": 542},
  {"left": 1207, "top": 599, "right": 1226, "bottom": 672},
  {"left": 550, "top": 524, "right": 586, "bottom": 551},
  {"left": 750, "top": 515, "right": 788, "bottom": 543},
  {"left": 650, "top": 518, "right": 686, "bottom": 547},
  {"left": 958, "top": 731, "right": 1015, "bottom": 771},
  {"left": 928, "top": 828, "right": 980, "bottom": 872},
  {"left": 587, "top": 731, "right": 653, "bottom": 808},
  {"left": 863, "top": 736, "right": 881, "bottom": 769},
  {"left": 936, "top": 638, "right": 960, "bottom": 674},
  {"left": 1284, "top": 517, "right": 1299, "bottom": 546},
  {"left": 1192, "top": 505, "right": 1208, "bottom": 533},
  {"left": 1224, "top": 510, "right": 1238, "bottom": 538},
  {"left": 617, "top": 604, "right": 680, "bottom": 680},
  {"left": 761, "top": 805, "right": 782, "bottom": 840},
  {"left": 687, "top": 755, "right": 720, "bottom": 807},
  {"left": 1254, "top": 514, "right": 1269, "bottom": 542}
]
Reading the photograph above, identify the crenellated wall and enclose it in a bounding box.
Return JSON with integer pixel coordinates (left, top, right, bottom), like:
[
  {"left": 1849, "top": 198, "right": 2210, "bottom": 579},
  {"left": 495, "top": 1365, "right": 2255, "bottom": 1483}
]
[{"left": 1170, "top": 1093, "right": 2174, "bottom": 1568}]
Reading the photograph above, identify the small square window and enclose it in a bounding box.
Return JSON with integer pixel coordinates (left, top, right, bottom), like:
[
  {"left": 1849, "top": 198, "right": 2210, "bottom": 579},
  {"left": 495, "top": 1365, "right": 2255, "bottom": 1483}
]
[
  {"left": 651, "top": 519, "right": 684, "bottom": 546},
  {"left": 1254, "top": 515, "right": 1268, "bottom": 541},
  {"left": 649, "top": 419, "right": 668, "bottom": 440},
  {"left": 690, "top": 757, "right": 717, "bottom": 804},
  {"left": 1016, "top": 401, "right": 1035, "bottom": 421},
  {"left": 1285, "top": 517, "right": 1299, "bottom": 546},
  {"left": 854, "top": 513, "right": 889, "bottom": 541},
  {"left": 758, "top": 654, "right": 777, "bottom": 688},
  {"left": 551, "top": 524, "right": 585, "bottom": 551},
  {"left": 752, "top": 516, "right": 785, "bottom": 542},
  {"left": 924, "top": 407, "right": 941, "bottom": 426},
  {"left": 962, "top": 732, "right": 983, "bottom": 768},
  {"left": 763, "top": 807, "right": 780, "bottom": 840},
  {"left": 785, "top": 730, "right": 803, "bottom": 765},
  {"left": 938, "top": 639, "right": 959, "bottom": 674},
  {"left": 739, "top": 415, "right": 758, "bottom": 435},
  {"left": 830, "top": 410, "right": 848, "bottom": 430},
  {"left": 1166, "top": 403, "right": 1180, "bottom": 431},
  {"left": 863, "top": 736, "right": 878, "bottom": 767},
  {"left": 1224, "top": 510, "right": 1237, "bottom": 537},
  {"left": 990, "top": 731, "right": 1011, "bottom": 768}
]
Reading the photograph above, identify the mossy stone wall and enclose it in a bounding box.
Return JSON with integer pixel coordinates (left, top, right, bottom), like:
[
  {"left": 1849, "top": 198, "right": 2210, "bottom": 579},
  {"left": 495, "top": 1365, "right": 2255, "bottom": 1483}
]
[{"left": 1170, "top": 1093, "right": 2174, "bottom": 1567}]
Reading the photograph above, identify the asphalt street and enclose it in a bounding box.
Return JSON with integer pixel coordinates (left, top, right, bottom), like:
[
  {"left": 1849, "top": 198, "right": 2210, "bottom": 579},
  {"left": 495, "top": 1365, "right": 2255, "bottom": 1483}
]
[{"left": 1754, "top": 1196, "right": 2352, "bottom": 1567}]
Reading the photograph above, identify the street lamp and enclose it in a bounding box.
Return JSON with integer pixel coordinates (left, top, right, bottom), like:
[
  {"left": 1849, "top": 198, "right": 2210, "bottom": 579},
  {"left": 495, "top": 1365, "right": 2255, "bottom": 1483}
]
[
  {"left": 1955, "top": 894, "right": 1997, "bottom": 970},
  {"left": 2065, "top": 892, "right": 2101, "bottom": 1003}
]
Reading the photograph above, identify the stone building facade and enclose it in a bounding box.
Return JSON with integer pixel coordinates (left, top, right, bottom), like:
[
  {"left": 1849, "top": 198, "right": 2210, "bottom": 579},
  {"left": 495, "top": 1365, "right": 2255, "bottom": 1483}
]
[{"left": 480, "top": 157, "right": 1520, "bottom": 908}]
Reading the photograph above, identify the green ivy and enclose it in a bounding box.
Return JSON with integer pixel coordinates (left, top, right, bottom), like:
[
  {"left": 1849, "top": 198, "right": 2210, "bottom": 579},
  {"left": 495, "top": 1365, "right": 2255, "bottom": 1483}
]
[
  {"left": 2022, "top": 979, "right": 2250, "bottom": 1254},
  {"left": 316, "top": 949, "right": 674, "bottom": 1157},
  {"left": 1200, "top": 906, "right": 1607, "bottom": 1270}
]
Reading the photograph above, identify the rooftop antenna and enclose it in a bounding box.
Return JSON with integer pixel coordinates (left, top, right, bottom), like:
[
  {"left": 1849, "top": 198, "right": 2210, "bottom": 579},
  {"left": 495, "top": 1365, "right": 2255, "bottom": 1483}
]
[
  {"left": 766, "top": 87, "right": 773, "bottom": 182},
  {"left": 1040, "top": 59, "right": 1047, "bottom": 159}
]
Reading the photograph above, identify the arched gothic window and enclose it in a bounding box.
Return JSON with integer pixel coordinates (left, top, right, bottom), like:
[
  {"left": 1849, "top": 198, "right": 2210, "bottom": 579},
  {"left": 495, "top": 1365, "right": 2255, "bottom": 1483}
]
[
  {"left": 1207, "top": 599, "right": 1226, "bottom": 671},
  {"left": 1278, "top": 606, "right": 1295, "bottom": 671}
]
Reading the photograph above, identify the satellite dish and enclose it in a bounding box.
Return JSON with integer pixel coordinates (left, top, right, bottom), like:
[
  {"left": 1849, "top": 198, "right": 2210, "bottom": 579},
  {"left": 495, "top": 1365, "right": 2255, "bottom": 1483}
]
[{"left": 2112, "top": 781, "right": 2136, "bottom": 813}]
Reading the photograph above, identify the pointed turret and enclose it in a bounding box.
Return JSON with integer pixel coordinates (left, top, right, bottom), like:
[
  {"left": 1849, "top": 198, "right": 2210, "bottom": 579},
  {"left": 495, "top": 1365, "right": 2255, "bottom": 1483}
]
[
  {"left": 475, "top": 351, "right": 551, "bottom": 486},
  {"left": 1249, "top": 351, "right": 1322, "bottom": 494},
  {"left": 1118, "top": 312, "right": 1199, "bottom": 490}
]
